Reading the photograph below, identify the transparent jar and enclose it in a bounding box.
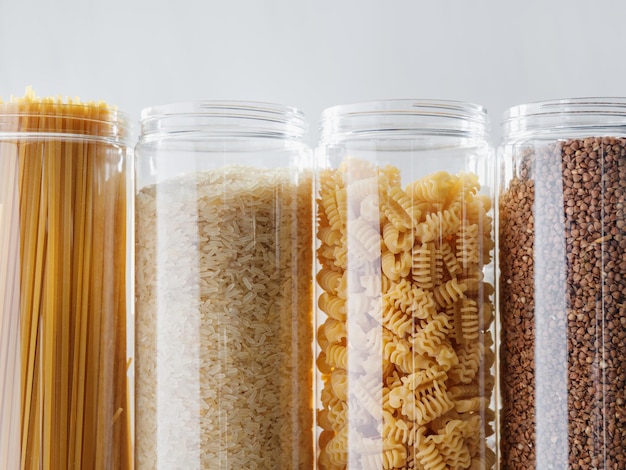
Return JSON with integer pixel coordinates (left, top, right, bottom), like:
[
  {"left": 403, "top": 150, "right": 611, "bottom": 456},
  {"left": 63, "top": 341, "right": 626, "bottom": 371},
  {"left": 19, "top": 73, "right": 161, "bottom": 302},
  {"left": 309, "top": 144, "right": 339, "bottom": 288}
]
[
  {"left": 134, "top": 101, "right": 314, "bottom": 469},
  {"left": 498, "top": 99, "right": 626, "bottom": 469},
  {"left": 315, "top": 100, "right": 496, "bottom": 469},
  {"left": 0, "top": 89, "right": 131, "bottom": 469}
]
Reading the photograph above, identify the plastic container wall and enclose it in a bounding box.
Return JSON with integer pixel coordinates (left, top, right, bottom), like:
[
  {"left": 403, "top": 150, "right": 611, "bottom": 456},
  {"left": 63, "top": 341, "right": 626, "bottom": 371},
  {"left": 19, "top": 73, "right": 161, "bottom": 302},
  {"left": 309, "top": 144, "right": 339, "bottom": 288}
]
[
  {"left": 134, "top": 101, "right": 314, "bottom": 469},
  {"left": 315, "top": 100, "right": 496, "bottom": 469},
  {"left": 0, "top": 89, "right": 132, "bottom": 469},
  {"left": 498, "top": 98, "right": 626, "bottom": 469}
]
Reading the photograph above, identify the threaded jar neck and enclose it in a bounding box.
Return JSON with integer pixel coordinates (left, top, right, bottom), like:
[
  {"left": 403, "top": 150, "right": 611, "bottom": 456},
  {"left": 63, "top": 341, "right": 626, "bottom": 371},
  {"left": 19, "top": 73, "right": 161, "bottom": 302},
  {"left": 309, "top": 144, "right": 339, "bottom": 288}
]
[
  {"left": 0, "top": 100, "right": 129, "bottom": 143},
  {"left": 319, "top": 100, "right": 489, "bottom": 143},
  {"left": 139, "top": 101, "right": 307, "bottom": 142},
  {"left": 502, "top": 98, "right": 626, "bottom": 141}
]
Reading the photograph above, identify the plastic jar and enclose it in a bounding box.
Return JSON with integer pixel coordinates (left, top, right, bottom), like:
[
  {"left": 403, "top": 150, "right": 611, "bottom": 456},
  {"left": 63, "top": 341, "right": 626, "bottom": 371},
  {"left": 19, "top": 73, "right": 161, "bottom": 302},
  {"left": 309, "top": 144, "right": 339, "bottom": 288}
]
[
  {"left": 315, "top": 100, "right": 496, "bottom": 469},
  {"left": 0, "top": 89, "right": 131, "bottom": 469},
  {"left": 134, "top": 101, "right": 314, "bottom": 469},
  {"left": 498, "top": 99, "right": 626, "bottom": 469}
]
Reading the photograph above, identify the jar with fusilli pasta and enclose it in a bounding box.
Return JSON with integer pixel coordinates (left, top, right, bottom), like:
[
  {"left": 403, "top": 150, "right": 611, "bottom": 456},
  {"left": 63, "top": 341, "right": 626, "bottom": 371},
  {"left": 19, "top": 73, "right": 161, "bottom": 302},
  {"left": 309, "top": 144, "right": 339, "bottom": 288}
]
[{"left": 314, "top": 100, "right": 496, "bottom": 470}]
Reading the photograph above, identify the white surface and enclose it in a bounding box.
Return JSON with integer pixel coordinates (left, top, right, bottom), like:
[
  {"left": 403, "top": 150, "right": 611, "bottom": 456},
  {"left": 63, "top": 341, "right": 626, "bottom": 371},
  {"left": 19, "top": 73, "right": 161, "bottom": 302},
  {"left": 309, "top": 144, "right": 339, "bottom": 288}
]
[{"left": 1, "top": 0, "right": 625, "bottom": 144}]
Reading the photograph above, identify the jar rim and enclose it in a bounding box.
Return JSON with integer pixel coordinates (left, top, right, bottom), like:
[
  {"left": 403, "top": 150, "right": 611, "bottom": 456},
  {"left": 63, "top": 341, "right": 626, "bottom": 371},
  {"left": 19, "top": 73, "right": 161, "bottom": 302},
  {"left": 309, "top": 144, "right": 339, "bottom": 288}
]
[
  {"left": 319, "top": 99, "right": 489, "bottom": 142},
  {"left": 139, "top": 100, "right": 307, "bottom": 141},
  {"left": 502, "top": 97, "right": 626, "bottom": 139},
  {"left": 0, "top": 100, "right": 129, "bottom": 141}
]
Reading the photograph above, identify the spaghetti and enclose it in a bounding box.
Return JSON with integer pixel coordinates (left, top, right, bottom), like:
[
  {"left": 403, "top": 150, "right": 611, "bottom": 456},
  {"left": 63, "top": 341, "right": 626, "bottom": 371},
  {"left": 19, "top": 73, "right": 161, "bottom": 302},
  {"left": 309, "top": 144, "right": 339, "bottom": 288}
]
[{"left": 0, "top": 88, "right": 130, "bottom": 469}]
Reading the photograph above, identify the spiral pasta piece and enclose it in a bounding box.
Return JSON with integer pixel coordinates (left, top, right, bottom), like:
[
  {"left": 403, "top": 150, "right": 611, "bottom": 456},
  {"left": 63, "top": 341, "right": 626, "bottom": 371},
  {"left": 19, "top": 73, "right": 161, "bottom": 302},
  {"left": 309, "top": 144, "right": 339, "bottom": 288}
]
[
  {"left": 456, "top": 223, "right": 480, "bottom": 268},
  {"left": 412, "top": 242, "right": 443, "bottom": 289},
  {"left": 317, "top": 267, "right": 343, "bottom": 295},
  {"left": 381, "top": 250, "right": 412, "bottom": 282},
  {"left": 415, "top": 209, "right": 461, "bottom": 243},
  {"left": 319, "top": 292, "right": 346, "bottom": 321},
  {"left": 383, "top": 222, "right": 413, "bottom": 254},
  {"left": 433, "top": 278, "right": 467, "bottom": 308}
]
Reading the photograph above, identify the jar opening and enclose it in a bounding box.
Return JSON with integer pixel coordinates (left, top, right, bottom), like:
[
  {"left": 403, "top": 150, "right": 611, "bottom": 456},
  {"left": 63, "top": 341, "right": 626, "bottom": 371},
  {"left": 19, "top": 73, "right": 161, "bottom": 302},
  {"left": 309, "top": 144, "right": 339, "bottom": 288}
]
[
  {"left": 139, "top": 101, "right": 307, "bottom": 142},
  {"left": 0, "top": 88, "right": 129, "bottom": 142},
  {"left": 319, "top": 99, "right": 489, "bottom": 142},
  {"left": 502, "top": 97, "right": 626, "bottom": 140}
]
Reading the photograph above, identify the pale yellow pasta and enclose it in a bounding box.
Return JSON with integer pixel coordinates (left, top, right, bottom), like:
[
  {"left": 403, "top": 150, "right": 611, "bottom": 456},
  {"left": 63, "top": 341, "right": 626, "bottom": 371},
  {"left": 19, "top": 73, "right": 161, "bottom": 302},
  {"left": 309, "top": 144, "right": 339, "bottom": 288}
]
[
  {"left": 381, "top": 164, "right": 402, "bottom": 188},
  {"left": 382, "top": 304, "right": 414, "bottom": 339},
  {"left": 330, "top": 369, "right": 349, "bottom": 402},
  {"left": 327, "top": 395, "right": 349, "bottom": 430},
  {"left": 440, "top": 241, "right": 461, "bottom": 278},
  {"left": 317, "top": 243, "right": 336, "bottom": 269},
  {"left": 411, "top": 314, "right": 453, "bottom": 358},
  {"left": 382, "top": 411, "right": 413, "bottom": 445},
  {"left": 382, "top": 191, "right": 413, "bottom": 232},
  {"left": 319, "top": 168, "right": 344, "bottom": 195},
  {"left": 317, "top": 267, "right": 343, "bottom": 295},
  {"left": 405, "top": 170, "right": 453, "bottom": 205},
  {"left": 335, "top": 187, "right": 351, "bottom": 229},
  {"left": 316, "top": 161, "right": 495, "bottom": 470},
  {"left": 320, "top": 191, "right": 343, "bottom": 232},
  {"left": 324, "top": 318, "right": 347, "bottom": 344},
  {"left": 411, "top": 242, "right": 443, "bottom": 289},
  {"left": 444, "top": 171, "right": 479, "bottom": 207},
  {"left": 447, "top": 299, "right": 480, "bottom": 345},
  {"left": 415, "top": 209, "right": 460, "bottom": 243},
  {"left": 381, "top": 250, "right": 412, "bottom": 282},
  {"left": 325, "top": 344, "right": 348, "bottom": 370},
  {"left": 319, "top": 292, "right": 346, "bottom": 321},
  {"left": 456, "top": 223, "right": 479, "bottom": 267},
  {"left": 385, "top": 369, "right": 403, "bottom": 388},
  {"left": 457, "top": 271, "right": 482, "bottom": 296},
  {"left": 317, "top": 352, "right": 334, "bottom": 375},
  {"left": 463, "top": 192, "right": 490, "bottom": 224},
  {"left": 317, "top": 408, "right": 334, "bottom": 432},
  {"left": 318, "top": 226, "right": 343, "bottom": 247},
  {"left": 382, "top": 222, "right": 413, "bottom": 253},
  {"left": 332, "top": 243, "right": 348, "bottom": 270},
  {"left": 448, "top": 341, "right": 483, "bottom": 385},
  {"left": 383, "top": 279, "right": 434, "bottom": 321},
  {"left": 320, "top": 376, "right": 336, "bottom": 407},
  {"left": 433, "top": 278, "right": 467, "bottom": 308},
  {"left": 388, "top": 185, "right": 419, "bottom": 223},
  {"left": 426, "top": 419, "right": 473, "bottom": 469},
  {"left": 434, "top": 343, "right": 461, "bottom": 372},
  {"left": 382, "top": 333, "right": 414, "bottom": 374},
  {"left": 415, "top": 431, "right": 448, "bottom": 470},
  {"left": 361, "top": 444, "right": 407, "bottom": 470},
  {"left": 469, "top": 448, "right": 496, "bottom": 470},
  {"left": 454, "top": 397, "right": 487, "bottom": 414},
  {"left": 317, "top": 323, "right": 330, "bottom": 352},
  {"left": 325, "top": 426, "right": 349, "bottom": 468}
]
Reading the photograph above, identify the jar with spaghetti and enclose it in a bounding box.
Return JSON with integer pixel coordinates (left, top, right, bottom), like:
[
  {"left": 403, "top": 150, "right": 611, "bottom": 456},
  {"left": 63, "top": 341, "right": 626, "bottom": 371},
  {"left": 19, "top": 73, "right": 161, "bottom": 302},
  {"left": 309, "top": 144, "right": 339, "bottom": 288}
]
[
  {"left": 134, "top": 101, "right": 314, "bottom": 469},
  {"left": 498, "top": 99, "right": 626, "bottom": 469},
  {"left": 0, "top": 88, "right": 131, "bottom": 469},
  {"left": 314, "top": 100, "right": 496, "bottom": 469}
]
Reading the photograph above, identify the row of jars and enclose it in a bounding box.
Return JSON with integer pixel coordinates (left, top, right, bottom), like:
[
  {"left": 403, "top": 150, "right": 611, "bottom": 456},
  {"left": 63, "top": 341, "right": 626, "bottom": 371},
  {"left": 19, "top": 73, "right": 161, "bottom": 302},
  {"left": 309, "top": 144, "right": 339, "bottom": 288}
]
[{"left": 0, "top": 91, "right": 624, "bottom": 469}]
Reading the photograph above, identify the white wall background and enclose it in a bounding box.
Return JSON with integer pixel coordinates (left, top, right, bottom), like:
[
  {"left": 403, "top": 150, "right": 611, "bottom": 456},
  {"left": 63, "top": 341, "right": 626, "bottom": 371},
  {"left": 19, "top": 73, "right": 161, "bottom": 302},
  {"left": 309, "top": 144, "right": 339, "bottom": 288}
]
[{"left": 1, "top": 0, "right": 625, "bottom": 144}]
